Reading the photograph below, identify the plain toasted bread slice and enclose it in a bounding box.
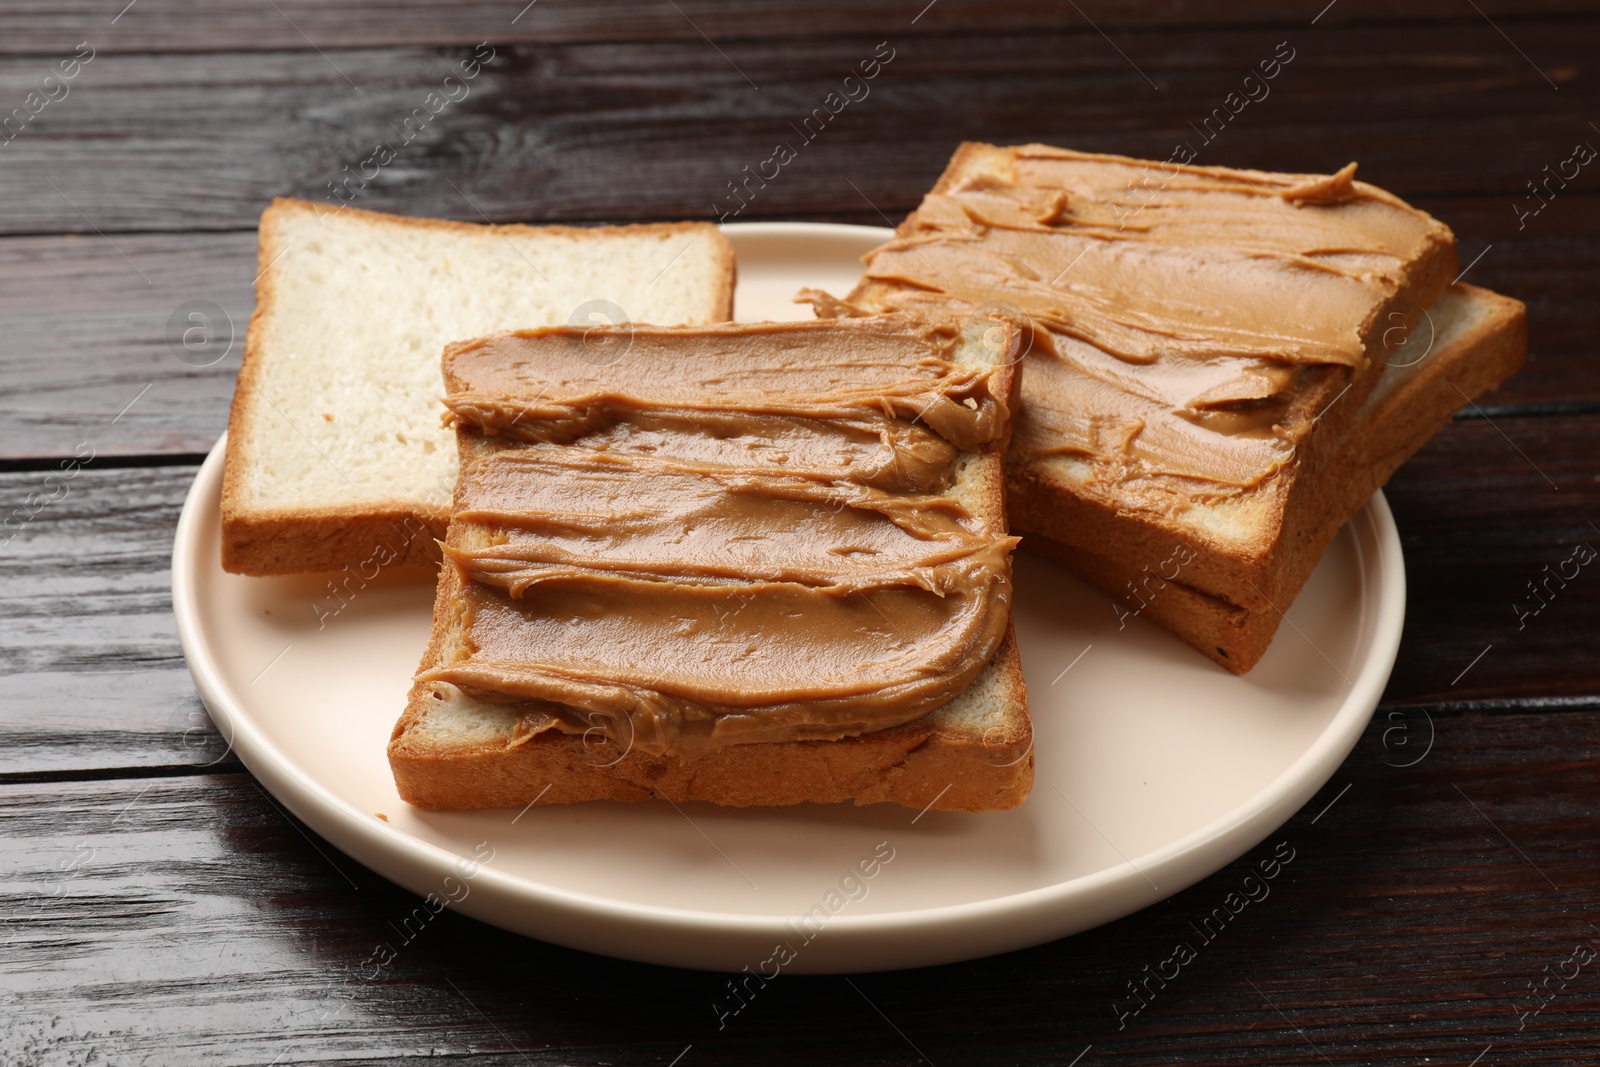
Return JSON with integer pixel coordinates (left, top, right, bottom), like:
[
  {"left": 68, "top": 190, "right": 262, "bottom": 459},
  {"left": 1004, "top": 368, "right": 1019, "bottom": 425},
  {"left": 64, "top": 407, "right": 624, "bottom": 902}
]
[
  {"left": 1034, "top": 283, "right": 1527, "bottom": 671},
  {"left": 221, "top": 198, "right": 735, "bottom": 576},
  {"left": 389, "top": 317, "right": 1032, "bottom": 813}
]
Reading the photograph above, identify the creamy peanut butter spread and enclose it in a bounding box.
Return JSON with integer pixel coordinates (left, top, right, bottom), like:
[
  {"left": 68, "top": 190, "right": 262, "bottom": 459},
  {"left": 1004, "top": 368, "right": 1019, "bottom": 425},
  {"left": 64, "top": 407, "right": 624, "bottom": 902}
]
[
  {"left": 418, "top": 318, "right": 1019, "bottom": 756},
  {"left": 831, "top": 145, "right": 1451, "bottom": 497}
]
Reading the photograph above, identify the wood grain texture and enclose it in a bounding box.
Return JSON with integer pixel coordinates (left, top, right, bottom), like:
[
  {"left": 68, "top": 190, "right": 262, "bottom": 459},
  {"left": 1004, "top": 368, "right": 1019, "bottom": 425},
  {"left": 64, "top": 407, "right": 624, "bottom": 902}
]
[
  {"left": 1441, "top": 195, "right": 1600, "bottom": 417},
  {"left": 0, "top": 22, "right": 1593, "bottom": 236},
  {"left": 0, "top": 193, "right": 1592, "bottom": 460},
  {"left": 0, "top": 464, "right": 234, "bottom": 776},
  {"left": 1380, "top": 412, "right": 1600, "bottom": 706},
  {"left": 0, "top": 1, "right": 1596, "bottom": 54},
  {"left": 0, "top": 232, "right": 253, "bottom": 461},
  {"left": 2, "top": 709, "right": 1598, "bottom": 1065}
]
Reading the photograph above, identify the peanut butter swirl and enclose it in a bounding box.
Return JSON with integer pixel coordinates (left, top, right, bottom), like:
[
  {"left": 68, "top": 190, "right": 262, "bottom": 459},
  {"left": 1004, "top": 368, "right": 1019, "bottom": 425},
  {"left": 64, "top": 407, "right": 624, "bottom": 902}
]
[
  {"left": 832, "top": 144, "right": 1454, "bottom": 495},
  {"left": 419, "top": 317, "right": 1020, "bottom": 755},
  {"left": 442, "top": 319, "right": 1011, "bottom": 452}
]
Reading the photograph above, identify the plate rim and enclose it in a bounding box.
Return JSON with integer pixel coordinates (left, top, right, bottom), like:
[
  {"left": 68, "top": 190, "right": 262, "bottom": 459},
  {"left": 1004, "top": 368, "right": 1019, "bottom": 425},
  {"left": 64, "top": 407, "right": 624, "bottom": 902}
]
[{"left": 171, "top": 219, "right": 1405, "bottom": 970}]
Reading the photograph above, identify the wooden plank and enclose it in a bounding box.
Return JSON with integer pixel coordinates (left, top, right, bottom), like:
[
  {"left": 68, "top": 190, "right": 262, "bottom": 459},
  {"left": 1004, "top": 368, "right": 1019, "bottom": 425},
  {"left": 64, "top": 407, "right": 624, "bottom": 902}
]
[
  {"left": 2, "top": 708, "right": 1598, "bottom": 1063},
  {"left": 0, "top": 232, "right": 253, "bottom": 461},
  {"left": 2, "top": 437, "right": 1597, "bottom": 777},
  {"left": 1436, "top": 196, "right": 1600, "bottom": 419},
  {"left": 1, "top": 1, "right": 1595, "bottom": 54},
  {"left": 0, "top": 463, "right": 233, "bottom": 775},
  {"left": 0, "top": 192, "right": 1591, "bottom": 460},
  {"left": 0, "top": 23, "right": 1592, "bottom": 236},
  {"left": 1380, "top": 412, "right": 1600, "bottom": 707}
]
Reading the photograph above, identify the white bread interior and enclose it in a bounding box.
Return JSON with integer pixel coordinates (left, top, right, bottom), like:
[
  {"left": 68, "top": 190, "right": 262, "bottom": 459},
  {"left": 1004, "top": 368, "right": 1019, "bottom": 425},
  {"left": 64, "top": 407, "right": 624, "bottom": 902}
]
[{"left": 221, "top": 199, "right": 736, "bottom": 575}]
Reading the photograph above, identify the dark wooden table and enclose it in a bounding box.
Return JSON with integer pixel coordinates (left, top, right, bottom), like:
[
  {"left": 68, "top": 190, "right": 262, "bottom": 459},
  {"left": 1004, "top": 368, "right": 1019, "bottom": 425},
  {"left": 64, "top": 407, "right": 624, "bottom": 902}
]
[{"left": 3, "top": 2, "right": 1598, "bottom": 1063}]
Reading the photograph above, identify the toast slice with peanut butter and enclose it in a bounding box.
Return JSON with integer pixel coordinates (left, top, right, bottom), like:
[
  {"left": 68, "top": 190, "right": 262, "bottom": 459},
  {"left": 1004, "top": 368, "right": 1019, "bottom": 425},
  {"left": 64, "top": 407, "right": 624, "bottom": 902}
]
[
  {"left": 1032, "top": 283, "right": 1526, "bottom": 668},
  {"left": 388, "top": 315, "right": 1032, "bottom": 812},
  {"left": 812, "top": 142, "right": 1524, "bottom": 671}
]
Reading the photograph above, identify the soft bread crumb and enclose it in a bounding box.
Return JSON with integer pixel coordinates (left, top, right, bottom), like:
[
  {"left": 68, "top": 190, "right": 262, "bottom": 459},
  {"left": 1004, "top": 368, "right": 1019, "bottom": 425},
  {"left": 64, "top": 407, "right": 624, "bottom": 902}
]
[
  {"left": 403, "top": 684, "right": 522, "bottom": 751},
  {"left": 221, "top": 200, "right": 735, "bottom": 577}
]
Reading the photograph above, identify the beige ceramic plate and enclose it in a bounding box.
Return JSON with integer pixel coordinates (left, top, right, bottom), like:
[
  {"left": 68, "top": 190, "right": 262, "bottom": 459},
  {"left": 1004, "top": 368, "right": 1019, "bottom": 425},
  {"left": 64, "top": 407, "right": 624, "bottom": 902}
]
[{"left": 172, "top": 222, "right": 1404, "bottom": 973}]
